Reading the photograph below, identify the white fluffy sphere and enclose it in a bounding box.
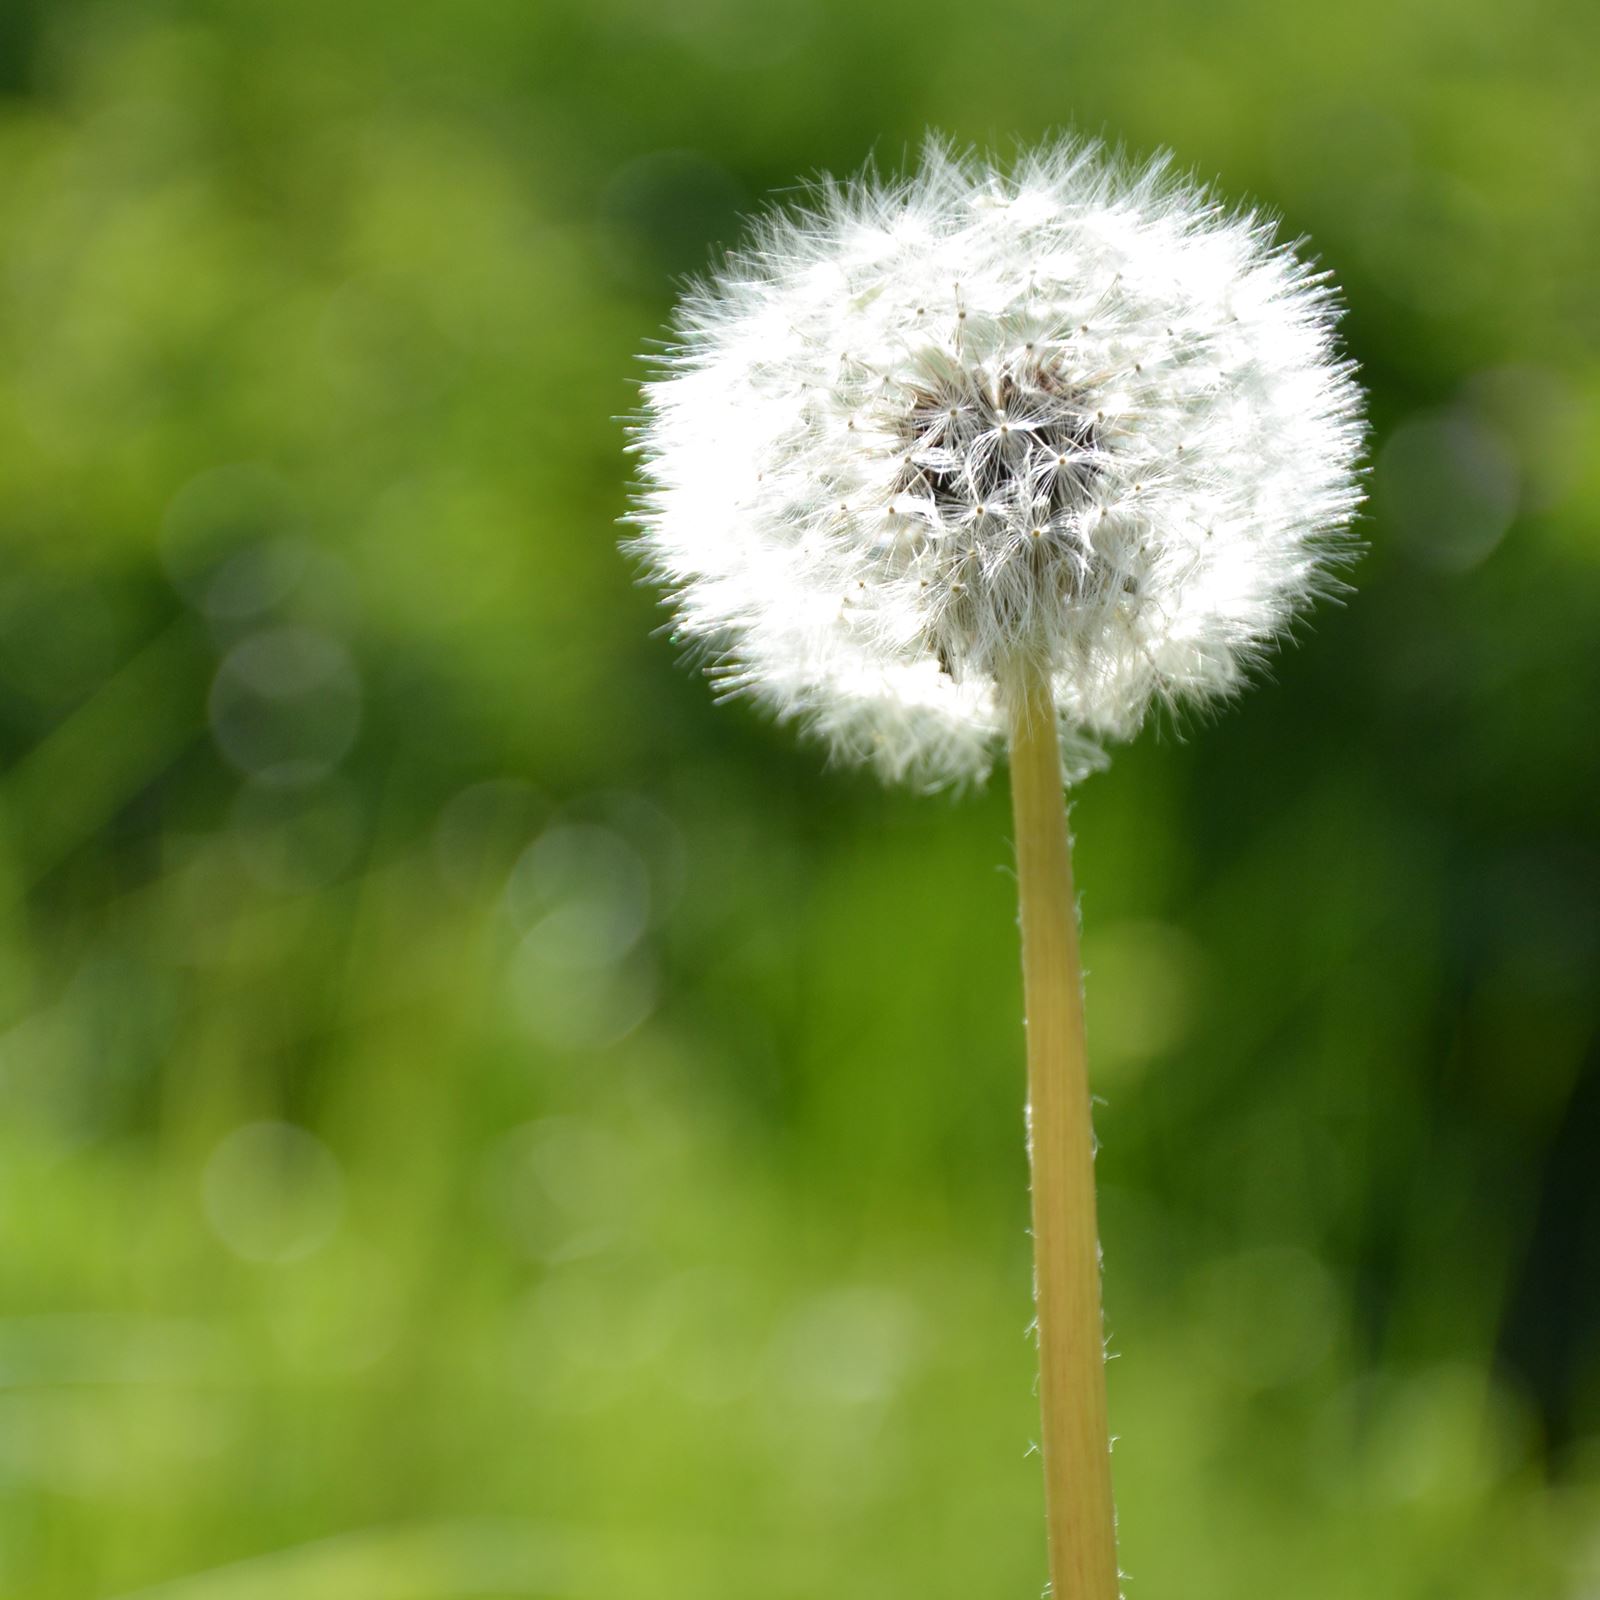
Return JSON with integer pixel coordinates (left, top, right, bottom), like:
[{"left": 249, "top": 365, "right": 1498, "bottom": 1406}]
[{"left": 629, "top": 138, "right": 1365, "bottom": 786}]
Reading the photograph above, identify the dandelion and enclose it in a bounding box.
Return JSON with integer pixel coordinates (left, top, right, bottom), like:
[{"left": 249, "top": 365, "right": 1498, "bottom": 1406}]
[{"left": 627, "top": 136, "right": 1364, "bottom": 1599}]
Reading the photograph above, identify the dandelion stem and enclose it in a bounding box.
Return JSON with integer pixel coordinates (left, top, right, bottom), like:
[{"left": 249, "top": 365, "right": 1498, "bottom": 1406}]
[{"left": 1006, "top": 664, "right": 1118, "bottom": 1600}]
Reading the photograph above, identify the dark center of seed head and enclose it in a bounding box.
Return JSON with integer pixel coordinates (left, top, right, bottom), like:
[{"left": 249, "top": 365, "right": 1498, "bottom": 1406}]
[
  {"left": 895, "top": 358, "right": 1100, "bottom": 522},
  {"left": 888, "top": 355, "right": 1106, "bottom": 679}
]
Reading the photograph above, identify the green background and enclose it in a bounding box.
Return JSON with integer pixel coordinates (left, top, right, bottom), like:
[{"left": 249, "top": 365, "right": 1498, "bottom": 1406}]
[{"left": 1, "top": 0, "right": 1597, "bottom": 1595}]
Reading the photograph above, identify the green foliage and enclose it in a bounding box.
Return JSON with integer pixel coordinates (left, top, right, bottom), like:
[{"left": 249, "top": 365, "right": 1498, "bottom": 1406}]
[{"left": 1, "top": 1, "right": 1597, "bottom": 1595}]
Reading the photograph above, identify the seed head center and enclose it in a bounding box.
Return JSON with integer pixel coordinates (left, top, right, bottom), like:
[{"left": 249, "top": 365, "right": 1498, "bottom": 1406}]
[
  {"left": 895, "top": 356, "right": 1100, "bottom": 526},
  {"left": 874, "top": 352, "right": 1109, "bottom": 677}
]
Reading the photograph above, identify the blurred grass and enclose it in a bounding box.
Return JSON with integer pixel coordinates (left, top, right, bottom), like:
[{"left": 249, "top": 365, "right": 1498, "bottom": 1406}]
[{"left": 1, "top": 0, "right": 1598, "bottom": 1596}]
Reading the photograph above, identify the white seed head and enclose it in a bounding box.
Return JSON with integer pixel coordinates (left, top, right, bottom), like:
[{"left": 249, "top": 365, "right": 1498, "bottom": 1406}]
[{"left": 628, "top": 137, "right": 1365, "bottom": 786}]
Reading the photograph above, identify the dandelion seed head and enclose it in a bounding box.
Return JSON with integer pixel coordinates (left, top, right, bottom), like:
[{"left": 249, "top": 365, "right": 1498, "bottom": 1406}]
[{"left": 627, "top": 137, "right": 1365, "bottom": 786}]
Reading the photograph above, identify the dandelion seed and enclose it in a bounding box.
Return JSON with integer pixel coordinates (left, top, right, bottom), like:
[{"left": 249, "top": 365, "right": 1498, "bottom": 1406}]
[{"left": 627, "top": 136, "right": 1362, "bottom": 788}]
